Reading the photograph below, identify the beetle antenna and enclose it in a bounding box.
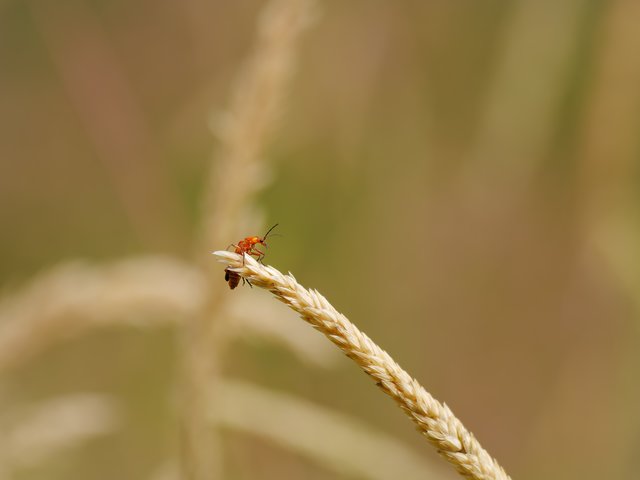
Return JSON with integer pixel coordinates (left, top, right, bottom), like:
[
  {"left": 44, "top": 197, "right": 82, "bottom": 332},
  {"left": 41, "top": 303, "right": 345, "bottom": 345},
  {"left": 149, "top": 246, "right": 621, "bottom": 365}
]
[{"left": 262, "top": 223, "right": 279, "bottom": 240}]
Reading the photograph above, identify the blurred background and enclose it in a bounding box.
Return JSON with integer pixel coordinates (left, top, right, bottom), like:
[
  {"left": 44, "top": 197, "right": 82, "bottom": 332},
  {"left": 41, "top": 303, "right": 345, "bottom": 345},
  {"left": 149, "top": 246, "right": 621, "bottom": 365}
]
[{"left": 1, "top": 0, "right": 640, "bottom": 479}]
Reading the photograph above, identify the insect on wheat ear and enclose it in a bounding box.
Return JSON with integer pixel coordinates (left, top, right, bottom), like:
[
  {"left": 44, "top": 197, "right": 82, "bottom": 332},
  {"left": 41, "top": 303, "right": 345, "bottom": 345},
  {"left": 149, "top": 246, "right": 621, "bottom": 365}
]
[
  {"left": 224, "top": 223, "right": 279, "bottom": 289},
  {"left": 229, "top": 223, "right": 279, "bottom": 264}
]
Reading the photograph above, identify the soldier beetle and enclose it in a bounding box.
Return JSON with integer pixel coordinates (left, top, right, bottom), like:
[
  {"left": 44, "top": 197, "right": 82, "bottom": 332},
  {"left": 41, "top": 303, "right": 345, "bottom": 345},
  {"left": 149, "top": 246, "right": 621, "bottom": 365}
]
[
  {"left": 229, "top": 223, "right": 279, "bottom": 263},
  {"left": 224, "top": 223, "right": 278, "bottom": 289}
]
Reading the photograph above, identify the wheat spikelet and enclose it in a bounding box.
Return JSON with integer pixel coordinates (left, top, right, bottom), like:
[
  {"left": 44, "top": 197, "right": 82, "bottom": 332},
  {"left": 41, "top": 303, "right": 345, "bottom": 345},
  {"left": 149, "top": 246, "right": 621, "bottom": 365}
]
[{"left": 212, "top": 251, "right": 511, "bottom": 480}]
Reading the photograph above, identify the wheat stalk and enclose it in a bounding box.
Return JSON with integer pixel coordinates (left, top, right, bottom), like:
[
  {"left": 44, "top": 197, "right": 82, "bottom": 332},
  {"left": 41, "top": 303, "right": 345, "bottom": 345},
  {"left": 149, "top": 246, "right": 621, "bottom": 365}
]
[
  {"left": 0, "top": 394, "right": 119, "bottom": 471},
  {"left": 212, "top": 251, "right": 511, "bottom": 480},
  {"left": 0, "top": 257, "right": 204, "bottom": 373},
  {"left": 183, "top": 1, "right": 317, "bottom": 477},
  {"left": 199, "top": 0, "right": 317, "bottom": 257},
  {"left": 0, "top": 257, "right": 335, "bottom": 374}
]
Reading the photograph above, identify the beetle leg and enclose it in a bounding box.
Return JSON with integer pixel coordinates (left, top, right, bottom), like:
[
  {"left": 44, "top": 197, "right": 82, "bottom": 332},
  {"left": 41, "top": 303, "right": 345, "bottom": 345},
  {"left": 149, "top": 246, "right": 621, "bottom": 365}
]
[{"left": 250, "top": 247, "right": 265, "bottom": 263}]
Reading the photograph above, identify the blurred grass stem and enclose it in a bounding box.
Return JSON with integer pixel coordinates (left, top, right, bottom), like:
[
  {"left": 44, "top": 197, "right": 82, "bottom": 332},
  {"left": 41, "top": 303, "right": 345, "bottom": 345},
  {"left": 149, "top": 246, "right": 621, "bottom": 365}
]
[{"left": 182, "top": 1, "right": 316, "bottom": 479}]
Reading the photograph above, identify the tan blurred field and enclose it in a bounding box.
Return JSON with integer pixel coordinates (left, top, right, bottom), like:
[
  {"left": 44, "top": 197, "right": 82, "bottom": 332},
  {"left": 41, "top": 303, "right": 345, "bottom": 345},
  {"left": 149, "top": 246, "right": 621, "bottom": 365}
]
[{"left": 1, "top": 1, "right": 639, "bottom": 479}]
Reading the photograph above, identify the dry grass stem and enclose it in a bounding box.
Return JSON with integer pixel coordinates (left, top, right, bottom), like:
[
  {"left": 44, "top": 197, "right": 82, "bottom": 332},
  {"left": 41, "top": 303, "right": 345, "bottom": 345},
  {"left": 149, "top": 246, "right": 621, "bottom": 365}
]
[
  {"left": 184, "top": 0, "right": 317, "bottom": 478},
  {"left": 0, "top": 258, "right": 331, "bottom": 373},
  {"left": 0, "top": 394, "right": 118, "bottom": 470},
  {"left": 27, "top": 1, "right": 185, "bottom": 249},
  {"left": 213, "top": 251, "right": 511, "bottom": 480},
  {"left": 0, "top": 257, "right": 204, "bottom": 373},
  {"left": 461, "top": 0, "right": 584, "bottom": 188},
  {"left": 199, "top": 0, "right": 317, "bottom": 254},
  {"left": 577, "top": 1, "right": 640, "bottom": 313},
  {"left": 216, "top": 379, "right": 444, "bottom": 480}
]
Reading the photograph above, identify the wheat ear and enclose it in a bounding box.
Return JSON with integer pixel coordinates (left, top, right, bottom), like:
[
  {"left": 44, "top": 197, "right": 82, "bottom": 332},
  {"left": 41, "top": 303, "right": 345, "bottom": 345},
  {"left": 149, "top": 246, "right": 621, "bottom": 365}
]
[{"left": 212, "top": 251, "right": 511, "bottom": 480}]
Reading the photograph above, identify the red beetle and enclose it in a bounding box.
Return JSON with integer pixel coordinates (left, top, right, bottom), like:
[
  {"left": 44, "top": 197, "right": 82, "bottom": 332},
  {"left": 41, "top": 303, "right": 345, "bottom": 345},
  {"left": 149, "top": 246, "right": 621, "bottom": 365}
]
[
  {"left": 224, "top": 223, "right": 278, "bottom": 289},
  {"left": 230, "top": 223, "right": 278, "bottom": 263}
]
